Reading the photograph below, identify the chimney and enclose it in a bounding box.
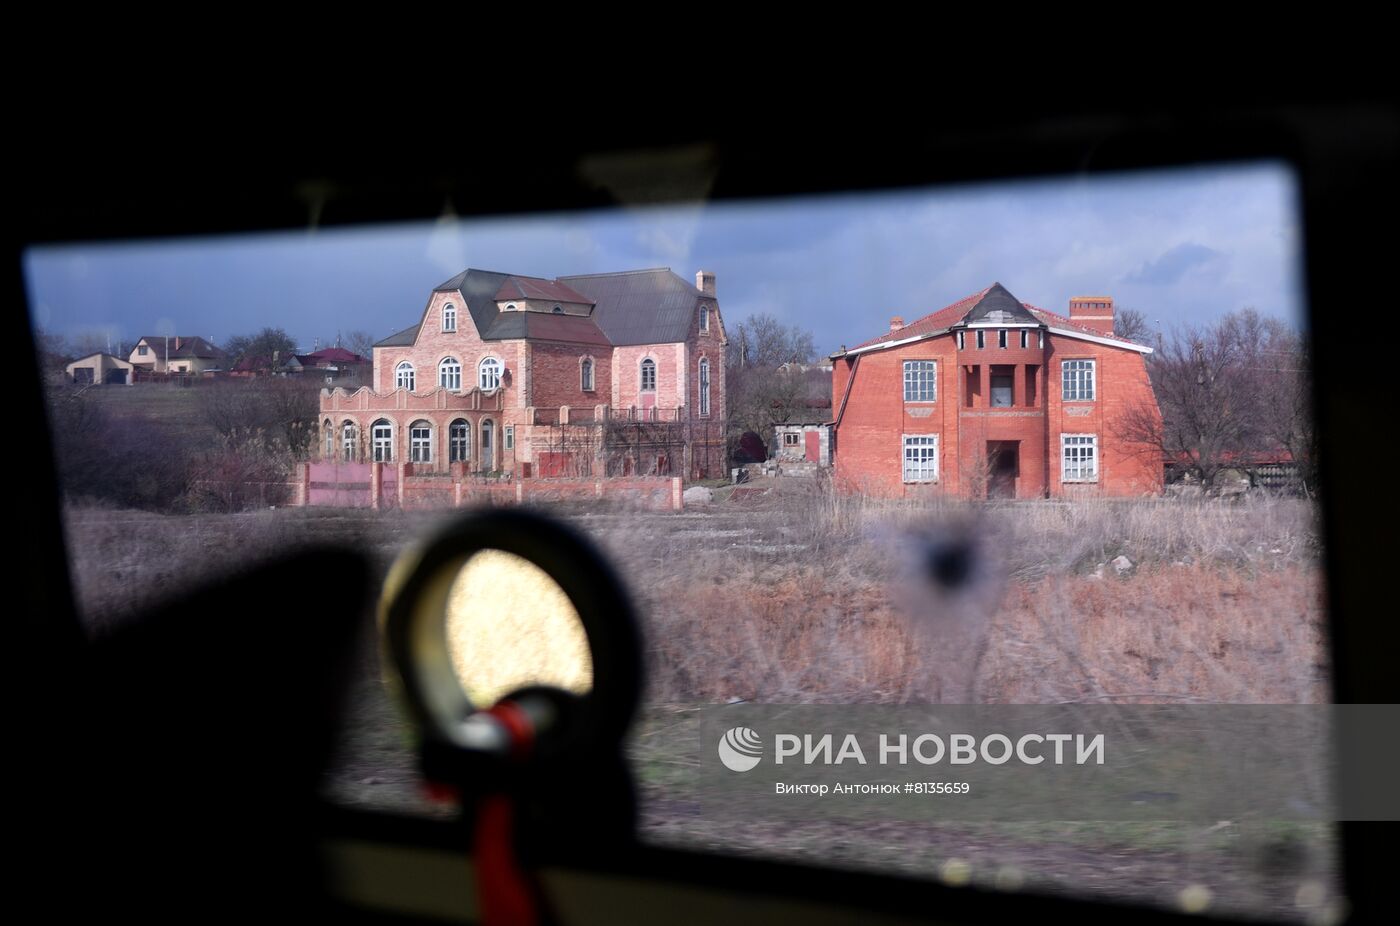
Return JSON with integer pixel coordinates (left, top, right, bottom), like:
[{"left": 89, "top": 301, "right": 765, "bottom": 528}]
[
  {"left": 696, "top": 270, "right": 716, "bottom": 295},
  {"left": 890, "top": 316, "right": 905, "bottom": 333},
  {"left": 1068, "top": 296, "right": 1115, "bottom": 336}
]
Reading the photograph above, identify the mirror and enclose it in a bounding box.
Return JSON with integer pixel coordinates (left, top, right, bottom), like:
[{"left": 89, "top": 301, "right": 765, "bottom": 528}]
[{"left": 446, "top": 549, "right": 593, "bottom": 708}]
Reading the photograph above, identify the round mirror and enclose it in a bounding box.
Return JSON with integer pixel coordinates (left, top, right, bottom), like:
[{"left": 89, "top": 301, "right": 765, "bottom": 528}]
[{"left": 446, "top": 549, "right": 593, "bottom": 708}]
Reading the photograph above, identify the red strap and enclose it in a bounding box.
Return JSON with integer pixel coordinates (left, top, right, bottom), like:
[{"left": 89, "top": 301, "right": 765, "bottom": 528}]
[{"left": 474, "top": 794, "right": 538, "bottom": 926}]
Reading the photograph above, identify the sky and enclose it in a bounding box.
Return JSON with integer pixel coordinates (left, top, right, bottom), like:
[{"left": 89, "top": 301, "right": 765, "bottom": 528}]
[{"left": 23, "top": 161, "right": 1304, "bottom": 357}]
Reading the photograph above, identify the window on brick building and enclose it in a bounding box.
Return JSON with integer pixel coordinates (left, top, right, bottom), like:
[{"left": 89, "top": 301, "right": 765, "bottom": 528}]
[
  {"left": 552, "top": 305, "right": 562, "bottom": 314},
  {"left": 640, "top": 358, "right": 656, "bottom": 391},
  {"left": 581, "top": 357, "right": 594, "bottom": 392},
  {"left": 903, "top": 360, "right": 936, "bottom": 402},
  {"left": 323, "top": 419, "right": 333, "bottom": 459},
  {"left": 396, "top": 361, "right": 415, "bottom": 391},
  {"left": 504, "top": 426, "right": 514, "bottom": 451},
  {"left": 700, "top": 308, "right": 709, "bottom": 333},
  {"left": 479, "top": 357, "right": 502, "bottom": 390},
  {"left": 409, "top": 421, "right": 432, "bottom": 463},
  {"left": 976, "top": 330, "right": 985, "bottom": 350},
  {"left": 442, "top": 303, "right": 456, "bottom": 332},
  {"left": 341, "top": 421, "right": 357, "bottom": 462},
  {"left": 902, "top": 434, "right": 939, "bottom": 482},
  {"left": 999, "top": 329, "right": 1008, "bottom": 349},
  {"left": 783, "top": 431, "right": 800, "bottom": 447},
  {"left": 438, "top": 357, "right": 461, "bottom": 391},
  {"left": 991, "top": 371, "right": 1014, "bottom": 407},
  {"left": 1062, "top": 434, "right": 1098, "bottom": 482},
  {"left": 371, "top": 419, "right": 393, "bottom": 462},
  {"left": 957, "top": 330, "right": 965, "bottom": 350},
  {"left": 699, "top": 358, "right": 710, "bottom": 416},
  {"left": 1021, "top": 329, "right": 1029, "bottom": 348},
  {"left": 449, "top": 419, "right": 469, "bottom": 463},
  {"left": 1062, "top": 359, "right": 1096, "bottom": 401}
]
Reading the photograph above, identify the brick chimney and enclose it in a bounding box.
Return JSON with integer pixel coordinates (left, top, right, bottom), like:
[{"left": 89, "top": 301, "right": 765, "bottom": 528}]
[
  {"left": 890, "top": 316, "right": 905, "bottom": 333},
  {"left": 1068, "top": 296, "right": 1115, "bottom": 335},
  {"left": 696, "top": 270, "right": 716, "bottom": 295}
]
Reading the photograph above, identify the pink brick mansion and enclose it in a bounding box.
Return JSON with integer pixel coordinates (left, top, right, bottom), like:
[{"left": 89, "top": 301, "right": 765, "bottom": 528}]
[{"left": 318, "top": 268, "right": 728, "bottom": 480}]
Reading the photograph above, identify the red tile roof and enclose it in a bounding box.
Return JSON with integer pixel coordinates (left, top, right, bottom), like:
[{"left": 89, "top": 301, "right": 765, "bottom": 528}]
[{"left": 850, "top": 285, "right": 1144, "bottom": 351}]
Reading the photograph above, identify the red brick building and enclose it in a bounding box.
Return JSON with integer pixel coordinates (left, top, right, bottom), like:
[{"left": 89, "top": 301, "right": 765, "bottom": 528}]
[
  {"left": 319, "top": 267, "right": 727, "bottom": 479},
  {"left": 830, "top": 283, "right": 1162, "bottom": 498}
]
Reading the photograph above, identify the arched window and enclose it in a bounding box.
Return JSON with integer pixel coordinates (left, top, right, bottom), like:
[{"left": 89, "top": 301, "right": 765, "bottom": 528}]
[
  {"left": 395, "top": 361, "right": 415, "bottom": 391},
  {"left": 480, "top": 419, "right": 495, "bottom": 469},
  {"left": 442, "top": 303, "right": 457, "bottom": 332},
  {"left": 552, "top": 304, "right": 563, "bottom": 314},
  {"left": 581, "top": 357, "right": 594, "bottom": 392},
  {"left": 449, "top": 419, "right": 470, "bottom": 463},
  {"left": 341, "top": 421, "right": 358, "bottom": 462},
  {"left": 439, "top": 357, "right": 462, "bottom": 391},
  {"left": 640, "top": 358, "right": 656, "bottom": 391},
  {"left": 323, "top": 419, "right": 334, "bottom": 459},
  {"left": 409, "top": 420, "right": 432, "bottom": 463},
  {"left": 699, "top": 358, "right": 710, "bottom": 417},
  {"left": 479, "top": 357, "right": 502, "bottom": 390},
  {"left": 371, "top": 419, "right": 393, "bottom": 462}
]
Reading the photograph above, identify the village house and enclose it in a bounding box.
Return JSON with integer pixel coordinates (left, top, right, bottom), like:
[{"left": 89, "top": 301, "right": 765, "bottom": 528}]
[
  {"left": 830, "top": 283, "right": 1162, "bottom": 498},
  {"left": 127, "top": 335, "right": 227, "bottom": 375},
  {"left": 65, "top": 352, "right": 134, "bottom": 385},
  {"left": 318, "top": 267, "right": 727, "bottom": 481}
]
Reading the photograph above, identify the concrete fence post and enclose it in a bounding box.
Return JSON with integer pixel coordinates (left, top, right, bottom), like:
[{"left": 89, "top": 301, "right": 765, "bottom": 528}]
[
  {"left": 672, "top": 476, "right": 683, "bottom": 511},
  {"left": 397, "top": 462, "right": 406, "bottom": 508},
  {"left": 371, "top": 462, "right": 382, "bottom": 510}
]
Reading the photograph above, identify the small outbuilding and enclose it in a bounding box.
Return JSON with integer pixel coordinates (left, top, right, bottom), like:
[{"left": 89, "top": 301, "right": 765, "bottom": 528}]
[{"left": 66, "top": 352, "right": 133, "bottom": 385}]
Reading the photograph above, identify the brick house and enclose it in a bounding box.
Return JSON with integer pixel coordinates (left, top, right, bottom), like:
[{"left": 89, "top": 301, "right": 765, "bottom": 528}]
[
  {"left": 319, "top": 267, "right": 727, "bottom": 479},
  {"left": 829, "top": 283, "right": 1162, "bottom": 498}
]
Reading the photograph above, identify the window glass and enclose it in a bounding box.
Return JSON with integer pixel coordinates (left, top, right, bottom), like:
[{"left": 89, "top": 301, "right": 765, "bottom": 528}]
[{"left": 27, "top": 162, "right": 1333, "bottom": 921}]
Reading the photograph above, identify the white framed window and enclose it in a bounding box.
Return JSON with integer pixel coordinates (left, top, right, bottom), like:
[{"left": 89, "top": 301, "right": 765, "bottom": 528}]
[
  {"left": 581, "top": 357, "right": 595, "bottom": 392},
  {"left": 504, "top": 425, "right": 514, "bottom": 451},
  {"left": 138, "top": 344, "right": 149, "bottom": 356},
  {"left": 998, "top": 329, "right": 1008, "bottom": 349},
  {"left": 1062, "top": 434, "right": 1098, "bottom": 482},
  {"left": 902, "top": 434, "right": 939, "bottom": 483},
  {"left": 640, "top": 358, "right": 656, "bottom": 391},
  {"left": 479, "top": 357, "right": 502, "bottom": 390},
  {"left": 481, "top": 419, "right": 494, "bottom": 468},
  {"left": 371, "top": 419, "right": 393, "bottom": 462},
  {"left": 442, "top": 303, "right": 457, "bottom": 332},
  {"left": 957, "top": 331, "right": 965, "bottom": 350},
  {"left": 700, "top": 308, "right": 709, "bottom": 333},
  {"left": 976, "top": 330, "right": 986, "bottom": 350},
  {"left": 323, "top": 420, "right": 334, "bottom": 459},
  {"left": 903, "top": 360, "right": 936, "bottom": 402},
  {"left": 699, "top": 358, "right": 710, "bottom": 416},
  {"left": 1020, "top": 330, "right": 1029, "bottom": 349},
  {"left": 783, "top": 432, "right": 800, "bottom": 447},
  {"left": 449, "top": 419, "right": 470, "bottom": 463},
  {"left": 438, "top": 357, "right": 461, "bottom": 391},
  {"left": 1062, "top": 359, "right": 1096, "bottom": 401},
  {"left": 341, "top": 421, "right": 357, "bottom": 462},
  {"left": 395, "top": 361, "right": 415, "bottom": 391},
  {"left": 409, "top": 420, "right": 432, "bottom": 463}
]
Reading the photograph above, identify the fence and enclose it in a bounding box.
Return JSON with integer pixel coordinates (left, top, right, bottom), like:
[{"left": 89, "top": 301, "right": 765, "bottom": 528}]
[{"left": 301, "top": 462, "right": 682, "bottom": 511}]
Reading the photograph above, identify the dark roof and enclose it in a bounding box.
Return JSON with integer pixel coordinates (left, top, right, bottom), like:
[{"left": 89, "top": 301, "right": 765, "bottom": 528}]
[
  {"left": 136, "top": 335, "right": 227, "bottom": 359},
  {"left": 493, "top": 276, "right": 593, "bottom": 305},
  {"left": 374, "top": 324, "right": 421, "bottom": 348},
  {"left": 558, "top": 269, "right": 703, "bottom": 346},
  {"left": 431, "top": 269, "right": 611, "bottom": 345},
  {"left": 960, "top": 282, "right": 1041, "bottom": 325},
  {"left": 299, "top": 347, "right": 367, "bottom": 365}
]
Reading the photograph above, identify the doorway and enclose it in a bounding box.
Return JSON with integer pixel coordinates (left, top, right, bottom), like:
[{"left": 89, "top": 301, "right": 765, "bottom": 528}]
[{"left": 988, "top": 441, "right": 1018, "bottom": 499}]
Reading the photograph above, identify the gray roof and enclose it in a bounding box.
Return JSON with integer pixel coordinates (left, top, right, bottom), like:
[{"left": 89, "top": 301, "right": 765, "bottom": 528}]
[
  {"left": 958, "top": 282, "right": 1041, "bottom": 325},
  {"left": 374, "top": 323, "right": 421, "bottom": 348},
  {"left": 558, "top": 268, "right": 703, "bottom": 346}
]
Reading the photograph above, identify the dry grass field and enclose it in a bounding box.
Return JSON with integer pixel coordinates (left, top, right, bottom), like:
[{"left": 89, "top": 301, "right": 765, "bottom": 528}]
[{"left": 60, "top": 489, "right": 1338, "bottom": 922}]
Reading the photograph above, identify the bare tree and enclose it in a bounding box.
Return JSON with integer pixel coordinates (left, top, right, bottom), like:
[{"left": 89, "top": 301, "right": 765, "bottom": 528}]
[
  {"left": 1116, "top": 308, "right": 1311, "bottom": 491},
  {"left": 1114, "top": 307, "right": 1154, "bottom": 345},
  {"left": 337, "top": 329, "right": 376, "bottom": 358},
  {"left": 222, "top": 327, "right": 300, "bottom": 366}
]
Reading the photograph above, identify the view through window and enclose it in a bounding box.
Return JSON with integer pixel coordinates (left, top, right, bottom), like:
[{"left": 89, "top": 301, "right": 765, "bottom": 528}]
[{"left": 26, "top": 162, "right": 1339, "bottom": 922}]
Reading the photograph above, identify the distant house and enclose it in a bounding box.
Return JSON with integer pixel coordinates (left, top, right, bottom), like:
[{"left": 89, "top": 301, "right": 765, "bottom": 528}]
[
  {"left": 66, "top": 352, "right": 134, "bottom": 385},
  {"left": 289, "top": 347, "right": 371, "bottom": 386},
  {"left": 830, "top": 283, "right": 1162, "bottom": 498},
  {"left": 773, "top": 422, "right": 832, "bottom": 468},
  {"left": 127, "top": 336, "right": 228, "bottom": 375}
]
